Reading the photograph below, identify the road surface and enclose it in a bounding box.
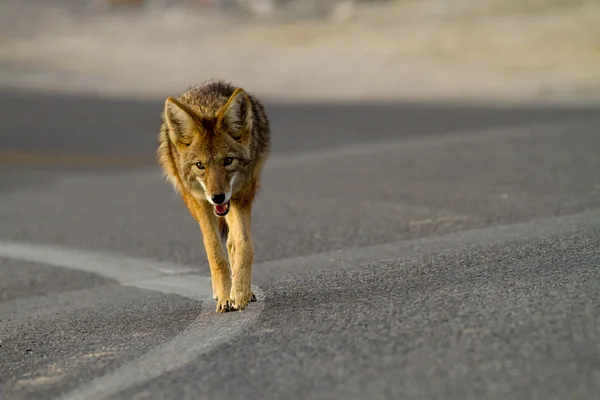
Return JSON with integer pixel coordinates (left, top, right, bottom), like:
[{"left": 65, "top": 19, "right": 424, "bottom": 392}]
[{"left": 0, "top": 88, "right": 599, "bottom": 400}]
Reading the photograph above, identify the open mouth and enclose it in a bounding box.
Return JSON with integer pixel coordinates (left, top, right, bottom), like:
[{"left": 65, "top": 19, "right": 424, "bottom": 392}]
[{"left": 214, "top": 201, "right": 230, "bottom": 217}]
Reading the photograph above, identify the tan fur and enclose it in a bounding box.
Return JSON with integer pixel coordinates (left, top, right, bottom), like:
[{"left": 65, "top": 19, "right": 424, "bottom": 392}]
[{"left": 157, "top": 80, "right": 270, "bottom": 313}]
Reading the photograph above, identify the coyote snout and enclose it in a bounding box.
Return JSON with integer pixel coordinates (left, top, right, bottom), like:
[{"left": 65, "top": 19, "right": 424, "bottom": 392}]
[
  {"left": 210, "top": 193, "right": 227, "bottom": 205},
  {"left": 194, "top": 161, "right": 239, "bottom": 216}
]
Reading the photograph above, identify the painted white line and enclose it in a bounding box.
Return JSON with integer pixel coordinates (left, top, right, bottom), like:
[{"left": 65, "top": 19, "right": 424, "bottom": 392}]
[
  {"left": 0, "top": 240, "right": 264, "bottom": 400},
  {"left": 0, "top": 241, "right": 197, "bottom": 284}
]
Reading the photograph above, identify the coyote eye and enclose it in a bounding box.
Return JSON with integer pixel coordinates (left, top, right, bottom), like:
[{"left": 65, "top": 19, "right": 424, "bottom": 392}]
[
  {"left": 195, "top": 162, "right": 205, "bottom": 170},
  {"left": 224, "top": 157, "right": 234, "bottom": 166}
]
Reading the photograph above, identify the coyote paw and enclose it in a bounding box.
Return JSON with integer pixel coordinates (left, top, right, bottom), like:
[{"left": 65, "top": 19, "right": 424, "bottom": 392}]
[
  {"left": 215, "top": 298, "right": 233, "bottom": 313},
  {"left": 214, "top": 292, "right": 256, "bottom": 313},
  {"left": 214, "top": 292, "right": 254, "bottom": 302},
  {"left": 229, "top": 289, "right": 255, "bottom": 311}
]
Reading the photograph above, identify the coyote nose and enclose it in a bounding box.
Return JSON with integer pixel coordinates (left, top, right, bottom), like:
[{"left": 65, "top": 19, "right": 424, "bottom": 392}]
[{"left": 211, "top": 193, "right": 226, "bottom": 205}]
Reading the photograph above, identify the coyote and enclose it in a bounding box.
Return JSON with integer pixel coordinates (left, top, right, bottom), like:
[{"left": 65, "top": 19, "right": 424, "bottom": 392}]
[{"left": 157, "top": 80, "right": 270, "bottom": 312}]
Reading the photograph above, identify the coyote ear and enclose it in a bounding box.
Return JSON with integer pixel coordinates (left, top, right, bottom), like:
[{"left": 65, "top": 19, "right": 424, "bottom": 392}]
[
  {"left": 218, "top": 88, "right": 253, "bottom": 144},
  {"left": 164, "top": 96, "right": 197, "bottom": 145}
]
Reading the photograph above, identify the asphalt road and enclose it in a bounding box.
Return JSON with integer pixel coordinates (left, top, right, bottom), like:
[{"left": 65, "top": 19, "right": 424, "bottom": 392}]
[{"left": 0, "top": 88, "right": 599, "bottom": 400}]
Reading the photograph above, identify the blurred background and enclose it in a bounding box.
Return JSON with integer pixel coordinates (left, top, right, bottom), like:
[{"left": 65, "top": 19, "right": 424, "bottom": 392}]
[{"left": 0, "top": 0, "right": 599, "bottom": 103}]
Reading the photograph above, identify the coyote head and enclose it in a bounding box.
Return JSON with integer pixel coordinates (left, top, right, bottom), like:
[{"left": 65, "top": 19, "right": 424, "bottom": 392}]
[{"left": 163, "top": 88, "right": 254, "bottom": 217}]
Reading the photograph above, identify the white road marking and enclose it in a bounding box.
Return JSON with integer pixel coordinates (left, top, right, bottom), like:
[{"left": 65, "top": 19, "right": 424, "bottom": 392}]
[
  {"left": 0, "top": 240, "right": 264, "bottom": 400},
  {"left": 0, "top": 241, "right": 197, "bottom": 284}
]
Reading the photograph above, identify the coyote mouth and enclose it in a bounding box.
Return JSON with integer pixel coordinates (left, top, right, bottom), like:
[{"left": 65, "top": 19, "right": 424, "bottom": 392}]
[{"left": 214, "top": 201, "right": 230, "bottom": 217}]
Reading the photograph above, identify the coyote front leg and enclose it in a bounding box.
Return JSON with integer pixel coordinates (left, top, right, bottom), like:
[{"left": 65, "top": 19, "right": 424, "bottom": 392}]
[
  {"left": 225, "top": 202, "right": 254, "bottom": 311},
  {"left": 182, "top": 193, "right": 232, "bottom": 312}
]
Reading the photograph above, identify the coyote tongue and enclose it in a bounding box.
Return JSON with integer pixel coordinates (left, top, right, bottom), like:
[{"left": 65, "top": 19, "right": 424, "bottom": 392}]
[{"left": 214, "top": 202, "right": 229, "bottom": 216}]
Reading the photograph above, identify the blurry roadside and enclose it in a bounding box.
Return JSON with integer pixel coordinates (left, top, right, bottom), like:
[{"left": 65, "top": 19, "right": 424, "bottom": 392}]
[{"left": 0, "top": 0, "right": 598, "bottom": 104}]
